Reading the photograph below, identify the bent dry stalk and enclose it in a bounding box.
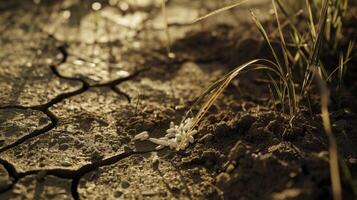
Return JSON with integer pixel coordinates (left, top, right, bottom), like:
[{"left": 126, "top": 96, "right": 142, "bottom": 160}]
[
  {"left": 316, "top": 71, "right": 342, "bottom": 200},
  {"left": 188, "top": 59, "right": 287, "bottom": 129},
  {"left": 191, "top": 0, "right": 250, "bottom": 23},
  {"left": 160, "top": 0, "right": 174, "bottom": 58}
]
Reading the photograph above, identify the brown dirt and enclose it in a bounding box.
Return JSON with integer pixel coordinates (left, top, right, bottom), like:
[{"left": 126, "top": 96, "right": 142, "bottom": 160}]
[{"left": 0, "top": 0, "right": 356, "bottom": 200}]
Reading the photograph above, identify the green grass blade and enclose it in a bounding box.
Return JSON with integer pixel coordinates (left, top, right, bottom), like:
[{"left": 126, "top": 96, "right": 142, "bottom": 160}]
[
  {"left": 272, "top": 0, "right": 289, "bottom": 68},
  {"left": 305, "top": 0, "right": 317, "bottom": 40},
  {"left": 250, "top": 10, "right": 283, "bottom": 73},
  {"left": 309, "top": 0, "right": 329, "bottom": 66}
]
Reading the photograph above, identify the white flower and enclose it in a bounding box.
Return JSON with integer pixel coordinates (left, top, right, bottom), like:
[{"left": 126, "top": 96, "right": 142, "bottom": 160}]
[
  {"left": 149, "top": 138, "right": 169, "bottom": 146},
  {"left": 137, "top": 118, "right": 197, "bottom": 151},
  {"left": 133, "top": 131, "right": 149, "bottom": 141}
]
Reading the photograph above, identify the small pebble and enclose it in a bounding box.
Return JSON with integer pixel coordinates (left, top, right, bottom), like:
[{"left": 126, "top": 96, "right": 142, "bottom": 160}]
[
  {"left": 60, "top": 161, "right": 72, "bottom": 167},
  {"left": 59, "top": 143, "right": 70, "bottom": 150},
  {"left": 121, "top": 180, "right": 130, "bottom": 188},
  {"left": 141, "top": 190, "right": 156, "bottom": 196},
  {"left": 174, "top": 105, "right": 185, "bottom": 110},
  {"left": 226, "top": 163, "right": 235, "bottom": 173},
  {"left": 113, "top": 190, "right": 123, "bottom": 198},
  {"left": 171, "top": 186, "right": 180, "bottom": 194}
]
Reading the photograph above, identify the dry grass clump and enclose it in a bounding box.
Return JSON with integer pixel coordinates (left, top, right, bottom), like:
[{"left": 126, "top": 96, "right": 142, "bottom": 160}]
[{"left": 177, "top": 0, "right": 356, "bottom": 199}]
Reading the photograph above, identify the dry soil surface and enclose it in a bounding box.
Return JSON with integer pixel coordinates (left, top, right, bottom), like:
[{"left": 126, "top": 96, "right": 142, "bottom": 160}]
[{"left": 0, "top": 0, "right": 356, "bottom": 200}]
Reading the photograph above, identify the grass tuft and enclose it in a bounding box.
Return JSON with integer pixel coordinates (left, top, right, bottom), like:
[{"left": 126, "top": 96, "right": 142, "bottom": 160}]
[{"left": 186, "top": 1, "right": 354, "bottom": 198}]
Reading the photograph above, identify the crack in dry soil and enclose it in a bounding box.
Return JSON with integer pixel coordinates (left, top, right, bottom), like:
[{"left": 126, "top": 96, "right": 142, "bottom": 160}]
[
  {"left": 0, "top": 43, "right": 155, "bottom": 199},
  {"left": 0, "top": 43, "right": 144, "bottom": 153},
  {"left": 1, "top": 149, "right": 156, "bottom": 199},
  {"left": 1, "top": 1, "right": 356, "bottom": 200}
]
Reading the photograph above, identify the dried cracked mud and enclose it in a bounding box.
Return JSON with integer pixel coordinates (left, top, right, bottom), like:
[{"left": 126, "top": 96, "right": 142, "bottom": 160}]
[{"left": 1, "top": 0, "right": 356, "bottom": 200}]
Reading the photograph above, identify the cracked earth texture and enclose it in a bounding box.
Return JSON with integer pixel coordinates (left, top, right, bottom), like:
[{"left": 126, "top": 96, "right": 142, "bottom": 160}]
[{"left": 1, "top": 0, "right": 357, "bottom": 200}]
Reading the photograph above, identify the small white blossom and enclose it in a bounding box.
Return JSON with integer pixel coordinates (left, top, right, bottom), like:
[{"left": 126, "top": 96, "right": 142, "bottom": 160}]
[
  {"left": 149, "top": 138, "right": 169, "bottom": 146},
  {"left": 133, "top": 131, "right": 149, "bottom": 141},
  {"left": 137, "top": 118, "right": 197, "bottom": 151}
]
